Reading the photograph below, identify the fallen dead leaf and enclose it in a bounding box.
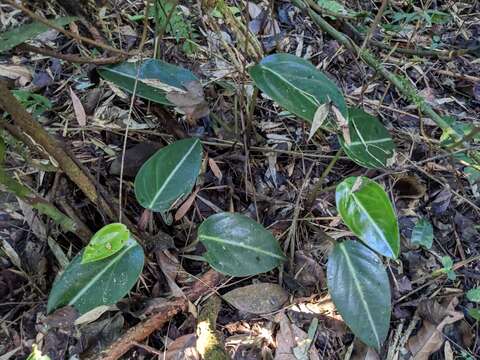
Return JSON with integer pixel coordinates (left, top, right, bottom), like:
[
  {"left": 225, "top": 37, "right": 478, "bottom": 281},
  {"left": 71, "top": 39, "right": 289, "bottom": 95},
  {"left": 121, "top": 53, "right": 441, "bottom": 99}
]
[
  {"left": 351, "top": 339, "right": 380, "bottom": 360},
  {"left": 208, "top": 158, "right": 223, "bottom": 181},
  {"left": 166, "top": 80, "right": 210, "bottom": 122},
  {"left": 165, "top": 334, "right": 199, "bottom": 360},
  {"left": 308, "top": 103, "right": 329, "bottom": 142},
  {"left": 274, "top": 313, "right": 320, "bottom": 360},
  {"left": 224, "top": 283, "right": 288, "bottom": 315},
  {"left": 174, "top": 188, "right": 199, "bottom": 221},
  {"left": 69, "top": 87, "right": 87, "bottom": 127},
  {"left": 332, "top": 105, "right": 350, "bottom": 144}
]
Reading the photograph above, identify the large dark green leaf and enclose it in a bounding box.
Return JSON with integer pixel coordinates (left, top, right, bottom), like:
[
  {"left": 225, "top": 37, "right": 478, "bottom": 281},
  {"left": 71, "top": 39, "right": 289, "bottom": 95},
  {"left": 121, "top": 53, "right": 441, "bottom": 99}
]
[
  {"left": 198, "top": 212, "right": 286, "bottom": 276},
  {"left": 98, "top": 59, "right": 198, "bottom": 105},
  {"left": 134, "top": 138, "right": 202, "bottom": 213},
  {"left": 340, "top": 108, "right": 396, "bottom": 169},
  {"left": 327, "top": 240, "right": 391, "bottom": 349},
  {"left": 47, "top": 238, "right": 144, "bottom": 315},
  {"left": 0, "top": 17, "right": 78, "bottom": 53},
  {"left": 249, "top": 53, "right": 347, "bottom": 122},
  {"left": 336, "top": 176, "right": 399, "bottom": 258}
]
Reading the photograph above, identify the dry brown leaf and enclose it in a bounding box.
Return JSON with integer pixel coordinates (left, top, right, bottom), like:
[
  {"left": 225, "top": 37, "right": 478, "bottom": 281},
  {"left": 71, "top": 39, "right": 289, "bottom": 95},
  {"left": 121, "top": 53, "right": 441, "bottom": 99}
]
[
  {"left": 393, "top": 175, "right": 426, "bottom": 199},
  {"left": 165, "top": 334, "right": 199, "bottom": 360},
  {"left": 274, "top": 313, "right": 319, "bottom": 360},
  {"left": 156, "top": 250, "right": 185, "bottom": 298},
  {"left": 69, "top": 87, "right": 87, "bottom": 127},
  {"left": 174, "top": 188, "right": 199, "bottom": 221},
  {"left": 166, "top": 80, "right": 209, "bottom": 122},
  {"left": 224, "top": 283, "right": 288, "bottom": 315},
  {"left": 444, "top": 341, "right": 454, "bottom": 360},
  {"left": 308, "top": 103, "right": 329, "bottom": 142},
  {"left": 294, "top": 251, "right": 325, "bottom": 288},
  {"left": 351, "top": 339, "right": 380, "bottom": 360},
  {"left": 0, "top": 64, "right": 32, "bottom": 84},
  {"left": 332, "top": 105, "right": 350, "bottom": 144},
  {"left": 408, "top": 298, "right": 463, "bottom": 360},
  {"left": 208, "top": 158, "right": 223, "bottom": 181}
]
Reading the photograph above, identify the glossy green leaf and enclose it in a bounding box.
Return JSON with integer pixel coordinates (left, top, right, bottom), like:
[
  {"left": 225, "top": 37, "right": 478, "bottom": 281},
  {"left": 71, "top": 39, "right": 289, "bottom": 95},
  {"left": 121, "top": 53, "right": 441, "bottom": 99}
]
[
  {"left": 468, "top": 308, "right": 480, "bottom": 321},
  {"left": 198, "top": 212, "right": 286, "bottom": 276},
  {"left": 410, "top": 218, "right": 433, "bottom": 249},
  {"left": 340, "top": 108, "right": 396, "bottom": 169},
  {"left": 467, "top": 288, "right": 480, "bottom": 303},
  {"left": 0, "top": 17, "right": 78, "bottom": 53},
  {"left": 82, "top": 223, "right": 130, "bottom": 264},
  {"left": 327, "top": 240, "right": 391, "bottom": 349},
  {"left": 98, "top": 59, "right": 198, "bottom": 105},
  {"left": 47, "top": 238, "right": 144, "bottom": 315},
  {"left": 336, "top": 176, "right": 399, "bottom": 258},
  {"left": 134, "top": 138, "right": 202, "bottom": 212},
  {"left": 249, "top": 53, "right": 347, "bottom": 123}
]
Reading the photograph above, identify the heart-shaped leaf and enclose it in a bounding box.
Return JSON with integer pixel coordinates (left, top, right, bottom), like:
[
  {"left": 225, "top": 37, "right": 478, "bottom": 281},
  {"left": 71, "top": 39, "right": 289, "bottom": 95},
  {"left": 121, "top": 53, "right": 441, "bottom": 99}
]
[
  {"left": 98, "top": 59, "right": 199, "bottom": 105},
  {"left": 134, "top": 138, "right": 202, "bottom": 213},
  {"left": 82, "top": 223, "right": 130, "bottom": 264},
  {"left": 340, "top": 108, "right": 396, "bottom": 169},
  {"left": 410, "top": 218, "right": 433, "bottom": 249},
  {"left": 198, "top": 212, "right": 286, "bottom": 276},
  {"left": 327, "top": 240, "right": 391, "bottom": 349},
  {"left": 47, "top": 238, "right": 144, "bottom": 315},
  {"left": 249, "top": 53, "right": 347, "bottom": 122},
  {"left": 223, "top": 283, "right": 288, "bottom": 314},
  {"left": 336, "top": 176, "right": 399, "bottom": 258},
  {"left": 0, "top": 17, "right": 78, "bottom": 53}
]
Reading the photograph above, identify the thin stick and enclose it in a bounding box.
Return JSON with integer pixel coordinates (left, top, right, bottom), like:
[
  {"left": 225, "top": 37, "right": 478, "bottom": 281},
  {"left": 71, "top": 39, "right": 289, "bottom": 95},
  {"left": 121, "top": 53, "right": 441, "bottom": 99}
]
[{"left": 359, "top": 0, "right": 389, "bottom": 52}]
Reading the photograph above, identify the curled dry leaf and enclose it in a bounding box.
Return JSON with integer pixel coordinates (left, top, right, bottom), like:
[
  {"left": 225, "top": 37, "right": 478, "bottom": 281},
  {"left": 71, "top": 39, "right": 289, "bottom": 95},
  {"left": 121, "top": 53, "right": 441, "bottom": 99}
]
[
  {"left": 308, "top": 103, "right": 329, "bottom": 142},
  {"left": 166, "top": 80, "right": 209, "bottom": 122},
  {"left": 69, "top": 87, "right": 87, "bottom": 127},
  {"left": 223, "top": 283, "right": 288, "bottom": 314},
  {"left": 332, "top": 105, "right": 350, "bottom": 144},
  {"left": 407, "top": 298, "right": 463, "bottom": 360}
]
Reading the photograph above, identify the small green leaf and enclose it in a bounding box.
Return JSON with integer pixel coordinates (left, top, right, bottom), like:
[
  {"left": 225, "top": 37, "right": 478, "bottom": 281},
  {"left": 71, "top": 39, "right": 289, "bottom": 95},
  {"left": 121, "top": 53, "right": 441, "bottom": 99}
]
[
  {"left": 467, "top": 288, "right": 480, "bottom": 303},
  {"left": 0, "top": 17, "right": 78, "bottom": 53},
  {"left": 441, "top": 255, "right": 453, "bottom": 270},
  {"left": 468, "top": 308, "right": 480, "bottom": 321},
  {"left": 410, "top": 218, "right": 433, "bottom": 249},
  {"left": 98, "top": 59, "right": 198, "bottom": 105},
  {"left": 26, "top": 345, "right": 51, "bottom": 360},
  {"left": 327, "top": 240, "right": 391, "bottom": 350},
  {"left": 82, "top": 223, "right": 130, "bottom": 264},
  {"left": 134, "top": 138, "right": 202, "bottom": 213},
  {"left": 336, "top": 176, "right": 400, "bottom": 258},
  {"left": 198, "top": 212, "right": 286, "bottom": 277},
  {"left": 249, "top": 53, "right": 347, "bottom": 123},
  {"left": 340, "top": 108, "right": 396, "bottom": 169},
  {"left": 47, "top": 238, "right": 144, "bottom": 315}
]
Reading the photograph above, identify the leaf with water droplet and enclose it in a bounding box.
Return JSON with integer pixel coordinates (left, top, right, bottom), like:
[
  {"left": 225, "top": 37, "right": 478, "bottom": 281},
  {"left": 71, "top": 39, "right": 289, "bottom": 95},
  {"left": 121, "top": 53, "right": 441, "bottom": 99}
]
[{"left": 82, "top": 223, "right": 130, "bottom": 264}]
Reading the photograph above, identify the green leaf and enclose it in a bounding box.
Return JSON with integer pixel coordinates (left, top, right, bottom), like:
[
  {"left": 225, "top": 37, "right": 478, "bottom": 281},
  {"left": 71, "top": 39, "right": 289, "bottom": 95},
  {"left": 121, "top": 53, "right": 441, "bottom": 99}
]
[
  {"left": 0, "top": 17, "right": 78, "bottom": 53},
  {"left": 198, "top": 212, "right": 286, "bottom": 276},
  {"left": 336, "top": 176, "right": 400, "bottom": 258},
  {"left": 441, "top": 255, "right": 453, "bottom": 270},
  {"left": 467, "top": 288, "right": 480, "bottom": 303},
  {"left": 468, "top": 308, "right": 480, "bottom": 321},
  {"left": 98, "top": 59, "right": 198, "bottom": 105},
  {"left": 26, "top": 345, "right": 51, "bottom": 360},
  {"left": 249, "top": 53, "right": 347, "bottom": 123},
  {"left": 134, "top": 138, "right": 202, "bottom": 213},
  {"left": 410, "top": 218, "right": 433, "bottom": 249},
  {"left": 340, "top": 108, "right": 396, "bottom": 169},
  {"left": 47, "top": 238, "right": 144, "bottom": 315},
  {"left": 327, "top": 240, "right": 391, "bottom": 350},
  {"left": 82, "top": 223, "right": 130, "bottom": 264},
  {"left": 317, "top": 0, "right": 360, "bottom": 18}
]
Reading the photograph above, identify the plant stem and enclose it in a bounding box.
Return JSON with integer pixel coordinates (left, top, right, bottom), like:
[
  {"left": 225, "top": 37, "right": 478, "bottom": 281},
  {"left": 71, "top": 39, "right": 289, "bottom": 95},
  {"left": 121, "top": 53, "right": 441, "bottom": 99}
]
[{"left": 307, "top": 148, "right": 343, "bottom": 206}]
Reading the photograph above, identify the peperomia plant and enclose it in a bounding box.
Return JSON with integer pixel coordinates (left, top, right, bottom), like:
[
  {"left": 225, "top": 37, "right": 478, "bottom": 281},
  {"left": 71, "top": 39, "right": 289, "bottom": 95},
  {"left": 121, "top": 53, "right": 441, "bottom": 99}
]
[{"left": 92, "top": 55, "right": 400, "bottom": 349}]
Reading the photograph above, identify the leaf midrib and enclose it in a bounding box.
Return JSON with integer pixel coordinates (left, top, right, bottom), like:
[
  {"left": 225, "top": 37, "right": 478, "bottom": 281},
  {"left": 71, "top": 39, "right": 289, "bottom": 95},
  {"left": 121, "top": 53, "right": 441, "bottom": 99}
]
[
  {"left": 68, "top": 240, "right": 136, "bottom": 307},
  {"left": 339, "top": 243, "right": 381, "bottom": 348},
  {"left": 148, "top": 139, "right": 199, "bottom": 209},
  {"left": 199, "top": 234, "right": 285, "bottom": 260}
]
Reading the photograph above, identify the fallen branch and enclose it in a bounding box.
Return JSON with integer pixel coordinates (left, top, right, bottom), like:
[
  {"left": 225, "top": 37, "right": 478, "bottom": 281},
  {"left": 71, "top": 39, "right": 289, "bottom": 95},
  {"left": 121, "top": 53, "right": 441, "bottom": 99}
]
[
  {"left": 0, "top": 81, "right": 118, "bottom": 223},
  {"left": 92, "top": 270, "right": 225, "bottom": 360}
]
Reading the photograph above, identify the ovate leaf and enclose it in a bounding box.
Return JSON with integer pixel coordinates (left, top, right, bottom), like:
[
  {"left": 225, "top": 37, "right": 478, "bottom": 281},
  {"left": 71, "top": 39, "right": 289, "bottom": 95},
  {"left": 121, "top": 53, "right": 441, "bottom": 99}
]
[
  {"left": 249, "top": 53, "right": 347, "bottom": 123},
  {"left": 134, "top": 138, "right": 202, "bottom": 213},
  {"left": 98, "top": 59, "right": 198, "bottom": 105},
  {"left": 340, "top": 108, "right": 396, "bottom": 169},
  {"left": 82, "top": 223, "right": 130, "bottom": 264},
  {"left": 336, "top": 176, "right": 399, "bottom": 258},
  {"left": 198, "top": 212, "right": 286, "bottom": 276},
  {"left": 327, "top": 240, "right": 391, "bottom": 349},
  {"left": 410, "top": 218, "right": 433, "bottom": 249},
  {"left": 223, "top": 283, "right": 288, "bottom": 314},
  {"left": 466, "top": 288, "right": 480, "bottom": 303},
  {"left": 0, "top": 17, "right": 78, "bottom": 53},
  {"left": 47, "top": 238, "right": 144, "bottom": 315}
]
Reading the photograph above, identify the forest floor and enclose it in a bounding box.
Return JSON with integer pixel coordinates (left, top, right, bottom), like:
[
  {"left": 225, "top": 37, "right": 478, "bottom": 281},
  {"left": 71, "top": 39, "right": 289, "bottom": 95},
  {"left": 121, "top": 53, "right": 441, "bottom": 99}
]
[{"left": 0, "top": 0, "right": 480, "bottom": 359}]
